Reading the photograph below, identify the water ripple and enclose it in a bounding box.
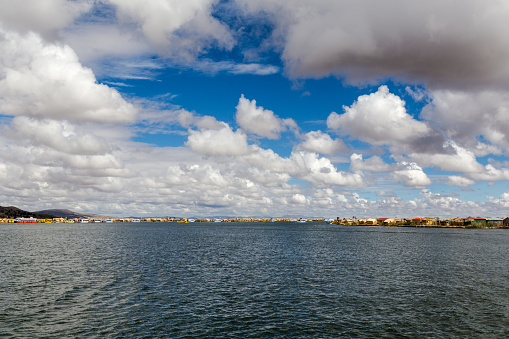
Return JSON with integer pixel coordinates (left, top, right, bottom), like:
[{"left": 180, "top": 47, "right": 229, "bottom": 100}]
[{"left": 1, "top": 223, "right": 509, "bottom": 337}]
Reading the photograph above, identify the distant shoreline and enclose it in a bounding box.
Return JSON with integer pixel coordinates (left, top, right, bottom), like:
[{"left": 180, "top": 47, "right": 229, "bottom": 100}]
[{"left": 1, "top": 217, "right": 508, "bottom": 229}]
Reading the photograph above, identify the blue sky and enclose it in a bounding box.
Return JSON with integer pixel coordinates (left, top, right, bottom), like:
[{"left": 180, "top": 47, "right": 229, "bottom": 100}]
[{"left": 1, "top": 0, "right": 509, "bottom": 218}]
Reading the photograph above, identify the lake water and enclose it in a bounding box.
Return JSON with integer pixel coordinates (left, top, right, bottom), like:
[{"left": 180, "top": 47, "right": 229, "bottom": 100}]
[{"left": 1, "top": 222, "right": 509, "bottom": 338}]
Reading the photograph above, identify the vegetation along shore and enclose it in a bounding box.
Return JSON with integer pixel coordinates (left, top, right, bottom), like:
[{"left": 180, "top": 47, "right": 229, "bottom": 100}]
[{"left": 0, "top": 206, "right": 507, "bottom": 229}]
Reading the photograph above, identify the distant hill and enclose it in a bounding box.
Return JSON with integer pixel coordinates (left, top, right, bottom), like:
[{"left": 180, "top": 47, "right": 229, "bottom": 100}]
[
  {"left": 0, "top": 206, "right": 56, "bottom": 219},
  {"left": 36, "top": 209, "right": 113, "bottom": 220}
]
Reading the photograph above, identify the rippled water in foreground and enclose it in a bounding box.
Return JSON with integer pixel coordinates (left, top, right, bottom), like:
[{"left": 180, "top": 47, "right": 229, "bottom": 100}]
[{"left": 1, "top": 222, "right": 509, "bottom": 338}]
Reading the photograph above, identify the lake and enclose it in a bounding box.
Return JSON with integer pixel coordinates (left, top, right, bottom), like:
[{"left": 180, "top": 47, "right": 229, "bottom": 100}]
[{"left": 1, "top": 222, "right": 509, "bottom": 337}]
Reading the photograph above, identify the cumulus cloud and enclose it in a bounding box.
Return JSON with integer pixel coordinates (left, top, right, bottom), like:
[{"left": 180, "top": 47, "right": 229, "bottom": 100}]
[
  {"left": 328, "top": 86, "right": 488, "bottom": 174},
  {"left": 236, "top": 94, "right": 297, "bottom": 139},
  {"left": 327, "top": 86, "right": 430, "bottom": 146},
  {"left": 405, "top": 141, "right": 484, "bottom": 173},
  {"left": 165, "top": 164, "right": 230, "bottom": 188},
  {"left": 186, "top": 124, "right": 250, "bottom": 156},
  {"left": 183, "top": 132, "right": 365, "bottom": 188},
  {"left": 7, "top": 117, "right": 110, "bottom": 155},
  {"left": 177, "top": 110, "right": 224, "bottom": 130},
  {"left": 237, "top": 0, "right": 509, "bottom": 89},
  {"left": 447, "top": 176, "right": 476, "bottom": 187},
  {"left": 0, "top": 28, "right": 137, "bottom": 123},
  {"left": 290, "top": 194, "right": 307, "bottom": 205},
  {"left": 392, "top": 162, "right": 431, "bottom": 187},
  {"left": 469, "top": 164, "right": 509, "bottom": 181},
  {"left": 1, "top": 125, "right": 505, "bottom": 217},
  {"left": 0, "top": 0, "right": 91, "bottom": 40},
  {"left": 313, "top": 188, "right": 335, "bottom": 199},
  {"left": 1, "top": 0, "right": 508, "bottom": 218},
  {"left": 376, "top": 191, "right": 398, "bottom": 198},
  {"left": 132, "top": 102, "right": 227, "bottom": 136},
  {"left": 244, "top": 168, "right": 291, "bottom": 186},
  {"left": 108, "top": 0, "right": 234, "bottom": 60},
  {"left": 290, "top": 151, "right": 365, "bottom": 187},
  {"left": 62, "top": 24, "right": 151, "bottom": 66},
  {"left": 298, "top": 130, "right": 346, "bottom": 155},
  {"left": 239, "top": 146, "right": 297, "bottom": 174},
  {"left": 227, "top": 144, "right": 364, "bottom": 188},
  {"left": 61, "top": 153, "right": 127, "bottom": 172},
  {"left": 422, "top": 89, "right": 509, "bottom": 153},
  {"left": 490, "top": 193, "right": 509, "bottom": 208},
  {"left": 350, "top": 153, "right": 391, "bottom": 172},
  {"left": 0, "top": 132, "right": 132, "bottom": 199}
]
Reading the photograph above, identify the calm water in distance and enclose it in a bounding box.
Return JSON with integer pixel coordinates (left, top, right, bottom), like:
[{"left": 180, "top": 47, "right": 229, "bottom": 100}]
[{"left": 1, "top": 222, "right": 509, "bottom": 338}]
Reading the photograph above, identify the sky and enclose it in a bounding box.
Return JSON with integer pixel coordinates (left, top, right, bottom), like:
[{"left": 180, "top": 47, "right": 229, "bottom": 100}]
[{"left": 1, "top": 0, "right": 509, "bottom": 218}]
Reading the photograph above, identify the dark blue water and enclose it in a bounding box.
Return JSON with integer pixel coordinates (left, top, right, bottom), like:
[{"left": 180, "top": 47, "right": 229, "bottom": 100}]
[{"left": 1, "top": 222, "right": 509, "bottom": 338}]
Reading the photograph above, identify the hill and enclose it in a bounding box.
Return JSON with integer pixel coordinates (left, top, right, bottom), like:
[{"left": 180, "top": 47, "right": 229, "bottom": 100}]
[
  {"left": 36, "top": 209, "right": 113, "bottom": 220},
  {"left": 0, "top": 206, "right": 56, "bottom": 219}
]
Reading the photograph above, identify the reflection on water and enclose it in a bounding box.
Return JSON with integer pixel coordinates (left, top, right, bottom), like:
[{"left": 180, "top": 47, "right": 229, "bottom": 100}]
[{"left": 1, "top": 222, "right": 509, "bottom": 337}]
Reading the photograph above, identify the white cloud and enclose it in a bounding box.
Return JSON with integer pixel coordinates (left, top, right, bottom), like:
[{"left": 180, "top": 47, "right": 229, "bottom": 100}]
[
  {"left": 447, "top": 176, "right": 476, "bottom": 187},
  {"left": 290, "top": 151, "right": 365, "bottom": 187},
  {"left": 298, "top": 131, "right": 346, "bottom": 155},
  {"left": 244, "top": 168, "right": 291, "bottom": 186},
  {"left": 0, "top": 0, "right": 91, "bottom": 40},
  {"left": 62, "top": 24, "right": 151, "bottom": 65},
  {"left": 239, "top": 146, "right": 298, "bottom": 176},
  {"left": 490, "top": 193, "right": 509, "bottom": 208},
  {"left": 422, "top": 89, "right": 509, "bottom": 152},
  {"left": 130, "top": 102, "right": 226, "bottom": 136},
  {"left": 0, "top": 139, "right": 132, "bottom": 197},
  {"left": 62, "top": 153, "right": 127, "bottom": 172},
  {"left": 329, "top": 87, "right": 488, "bottom": 175},
  {"left": 8, "top": 117, "right": 110, "bottom": 155},
  {"left": 392, "top": 162, "right": 431, "bottom": 187},
  {"left": 313, "top": 188, "right": 335, "bottom": 199},
  {"left": 405, "top": 86, "right": 427, "bottom": 101},
  {"left": 2, "top": 126, "right": 507, "bottom": 217},
  {"left": 177, "top": 110, "right": 224, "bottom": 130},
  {"left": 327, "top": 86, "right": 430, "bottom": 146},
  {"left": 229, "top": 144, "right": 364, "bottom": 188},
  {"left": 186, "top": 124, "right": 250, "bottom": 156},
  {"left": 376, "top": 191, "right": 398, "bottom": 198},
  {"left": 290, "top": 194, "right": 307, "bottom": 205},
  {"left": 1, "top": 1, "right": 508, "bottom": 218},
  {"left": 165, "top": 164, "right": 230, "bottom": 188},
  {"left": 0, "top": 28, "right": 137, "bottom": 123},
  {"left": 236, "top": 94, "right": 297, "bottom": 139},
  {"left": 108, "top": 0, "right": 234, "bottom": 60},
  {"left": 192, "top": 60, "right": 280, "bottom": 75},
  {"left": 405, "top": 141, "right": 484, "bottom": 173},
  {"left": 469, "top": 164, "right": 509, "bottom": 181},
  {"left": 350, "top": 153, "right": 391, "bottom": 172},
  {"left": 418, "top": 190, "right": 470, "bottom": 214}
]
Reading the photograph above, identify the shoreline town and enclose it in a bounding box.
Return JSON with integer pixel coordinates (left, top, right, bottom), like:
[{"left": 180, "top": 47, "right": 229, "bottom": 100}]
[{"left": 2, "top": 216, "right": 509, "bottom": 228}]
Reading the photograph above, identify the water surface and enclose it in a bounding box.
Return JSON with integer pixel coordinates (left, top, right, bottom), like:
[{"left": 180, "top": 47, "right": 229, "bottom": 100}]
[{"left": 1, "top": 222, "right": 509, "bottom": 337}]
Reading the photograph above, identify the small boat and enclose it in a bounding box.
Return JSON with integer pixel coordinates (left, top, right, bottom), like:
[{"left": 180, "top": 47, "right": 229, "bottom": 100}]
[
  {"left": 80, "top": 219, "right": 89, "bottom": 223},
  {"left": 14, "top": 217, "right": 38, "bottom": 223},
  {"left": 104, "top": 219, "right": 113, "bottom": 223},
  {"left": 131, "top": 219, "right": 141, "bottom": 222},
  {"left": 297, "top": 219, "right": 307, "bottom": 223},
  {"left": 188, "top": 219, "right": 195, "bottom": 223},
  {"left": 214, "top": 218, "right": 222, "bottom": 222}
]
